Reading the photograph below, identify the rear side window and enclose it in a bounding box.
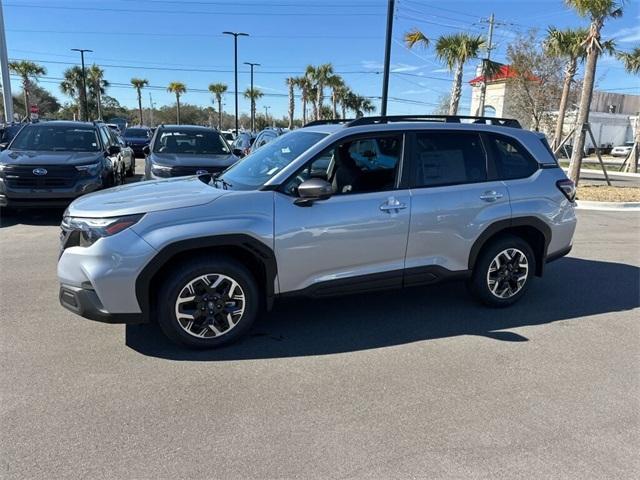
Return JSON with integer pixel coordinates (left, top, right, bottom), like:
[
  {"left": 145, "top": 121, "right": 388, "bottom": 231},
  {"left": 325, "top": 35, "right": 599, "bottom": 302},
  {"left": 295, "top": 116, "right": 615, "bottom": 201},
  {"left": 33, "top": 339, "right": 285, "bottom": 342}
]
[
  {"left": 412, "top": 132, "right": 487, "bottom": 188},
  {"left": 487, "top": 135, "right": 538, "bottom": 180}
]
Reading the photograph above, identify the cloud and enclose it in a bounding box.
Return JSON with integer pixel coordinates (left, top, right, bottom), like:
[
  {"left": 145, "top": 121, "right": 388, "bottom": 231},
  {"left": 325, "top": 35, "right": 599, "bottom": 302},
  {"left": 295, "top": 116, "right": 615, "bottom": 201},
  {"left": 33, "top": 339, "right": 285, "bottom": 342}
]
[{"left": 611, "top": 25, "right": 640, "bottom": 43}]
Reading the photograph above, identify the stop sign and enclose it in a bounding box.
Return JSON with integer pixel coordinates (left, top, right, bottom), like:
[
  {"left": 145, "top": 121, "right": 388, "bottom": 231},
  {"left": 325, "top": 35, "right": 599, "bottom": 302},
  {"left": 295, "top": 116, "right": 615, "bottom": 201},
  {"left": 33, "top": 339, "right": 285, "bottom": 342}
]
[{"left": 30, "top": 104, "right": 39, "bottom": 114}]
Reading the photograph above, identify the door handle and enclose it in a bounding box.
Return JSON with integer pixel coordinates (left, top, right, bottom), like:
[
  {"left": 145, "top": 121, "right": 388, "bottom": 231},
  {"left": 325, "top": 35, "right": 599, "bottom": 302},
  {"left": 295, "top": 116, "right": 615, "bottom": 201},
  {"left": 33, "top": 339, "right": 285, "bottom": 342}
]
[
  {"left": 479, "top": 190, "right": 504, "bottom": 202},
  {"left": 380, "top": 198, "right": 407, "bottom": 212}
]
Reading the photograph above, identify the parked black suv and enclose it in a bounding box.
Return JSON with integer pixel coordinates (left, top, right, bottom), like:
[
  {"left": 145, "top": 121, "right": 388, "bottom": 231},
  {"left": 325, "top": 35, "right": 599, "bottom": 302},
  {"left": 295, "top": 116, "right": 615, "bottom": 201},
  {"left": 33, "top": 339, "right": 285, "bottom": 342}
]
[
  {"left": 0, "top": 121, "right": 122, "bottom": 208},
  {"left": 122, "top": 126, "right": 152, "bottom": 157},
  {"left": 144, "top": 125, "right": 239, "bottom": 179}
]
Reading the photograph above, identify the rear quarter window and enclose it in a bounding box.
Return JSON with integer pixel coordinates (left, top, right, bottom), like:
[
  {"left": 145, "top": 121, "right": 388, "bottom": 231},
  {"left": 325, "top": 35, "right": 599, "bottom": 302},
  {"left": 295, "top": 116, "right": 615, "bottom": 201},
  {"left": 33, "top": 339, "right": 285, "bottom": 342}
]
[{"left": 486, "top": 134, "right": 539, "bottom": 180}]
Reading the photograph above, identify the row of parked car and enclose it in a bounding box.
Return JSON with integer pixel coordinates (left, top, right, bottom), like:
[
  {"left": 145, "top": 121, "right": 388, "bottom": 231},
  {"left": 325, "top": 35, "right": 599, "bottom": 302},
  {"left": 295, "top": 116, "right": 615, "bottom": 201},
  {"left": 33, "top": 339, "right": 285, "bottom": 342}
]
[{"left": 0, "top": 120, "right": 285, "bottom": 209}]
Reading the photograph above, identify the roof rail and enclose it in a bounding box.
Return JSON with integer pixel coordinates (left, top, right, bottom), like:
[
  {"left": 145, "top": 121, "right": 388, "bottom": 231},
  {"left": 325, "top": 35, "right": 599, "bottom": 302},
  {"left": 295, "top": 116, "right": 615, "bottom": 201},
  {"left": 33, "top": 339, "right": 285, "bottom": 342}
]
[
  {"left": 303, "top": 119, "right": 355, "bottom": 127},
  {"left": 346, "top": 115, "right": 522, "bottom": 129}
]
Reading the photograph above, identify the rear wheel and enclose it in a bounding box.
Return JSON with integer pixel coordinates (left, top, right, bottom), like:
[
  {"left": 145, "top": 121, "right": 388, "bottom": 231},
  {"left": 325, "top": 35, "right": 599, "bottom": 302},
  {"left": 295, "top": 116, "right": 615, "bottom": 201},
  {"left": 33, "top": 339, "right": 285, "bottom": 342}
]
[
  {"left": 468, "top": 235, "right": 535, "bottom": 307},
  {"left": 157, "top": 257, "right": 259, "bottom": 348}
]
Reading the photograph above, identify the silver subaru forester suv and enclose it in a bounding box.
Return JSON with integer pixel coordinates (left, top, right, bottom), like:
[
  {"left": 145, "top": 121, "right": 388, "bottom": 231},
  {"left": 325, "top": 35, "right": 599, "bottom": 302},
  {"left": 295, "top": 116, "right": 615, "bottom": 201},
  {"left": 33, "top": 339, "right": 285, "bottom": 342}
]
[{"left": 58, "top": 116, "right": 577, "bottom": 348}]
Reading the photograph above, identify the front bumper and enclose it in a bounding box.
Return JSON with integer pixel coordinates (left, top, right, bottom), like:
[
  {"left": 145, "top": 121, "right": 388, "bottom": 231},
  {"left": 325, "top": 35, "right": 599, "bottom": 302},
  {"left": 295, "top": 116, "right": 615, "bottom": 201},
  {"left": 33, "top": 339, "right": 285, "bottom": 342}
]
[
  {"left": 59, "top": 284, "right": 143, "bottom": 324},
  {"left": 0, "top": 177, "right": 103, "bottom": 207},
  {"left": 57, "top": 227, "right": 158, "bottom": 318}
]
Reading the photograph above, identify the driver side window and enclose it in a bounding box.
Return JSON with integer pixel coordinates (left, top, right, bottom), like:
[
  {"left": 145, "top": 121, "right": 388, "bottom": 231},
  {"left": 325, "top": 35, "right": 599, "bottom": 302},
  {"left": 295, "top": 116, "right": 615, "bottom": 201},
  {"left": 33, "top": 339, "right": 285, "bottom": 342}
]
[{"left": 284, "top": 134, "right": 403, "bottom": 196}]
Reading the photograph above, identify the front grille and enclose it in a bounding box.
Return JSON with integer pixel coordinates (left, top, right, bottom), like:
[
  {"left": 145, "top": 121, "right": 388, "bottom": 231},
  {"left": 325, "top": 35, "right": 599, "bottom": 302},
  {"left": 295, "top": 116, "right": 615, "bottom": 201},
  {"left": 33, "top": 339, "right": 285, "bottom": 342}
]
[
  {"left": 170, "top": 165, "right": 225, "bottom": 177},
  {"left": 4, "top": 165, "right": 79, "bottom": 189}
]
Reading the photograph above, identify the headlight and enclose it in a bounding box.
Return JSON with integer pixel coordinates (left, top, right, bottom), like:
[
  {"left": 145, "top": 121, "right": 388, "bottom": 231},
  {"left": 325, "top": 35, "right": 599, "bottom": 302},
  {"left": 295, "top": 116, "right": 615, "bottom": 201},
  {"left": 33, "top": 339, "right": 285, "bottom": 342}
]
[
  {"left": 75, "top": 160, "right": 102, "bottom": 176},
  {"left": 61, "top": 214, "right": 144, "bottom": 247},
  {"left": 151, "top": 163, "right": 172, "bottom": 178}
]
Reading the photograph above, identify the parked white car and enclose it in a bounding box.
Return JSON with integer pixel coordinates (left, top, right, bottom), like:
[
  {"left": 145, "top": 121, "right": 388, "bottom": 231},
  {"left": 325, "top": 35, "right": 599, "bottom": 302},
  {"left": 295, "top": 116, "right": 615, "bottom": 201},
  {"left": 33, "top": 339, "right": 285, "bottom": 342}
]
[{"left": 611, "top": 141, "right": 634, "bottom": 157}]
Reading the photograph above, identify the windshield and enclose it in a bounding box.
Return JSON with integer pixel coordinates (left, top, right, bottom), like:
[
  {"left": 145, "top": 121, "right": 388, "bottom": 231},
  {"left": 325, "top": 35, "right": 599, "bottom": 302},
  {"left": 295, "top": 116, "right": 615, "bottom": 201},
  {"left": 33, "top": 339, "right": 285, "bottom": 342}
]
[
  {"left": 10, "top": 125, "right": 100, "bottom": 152},
  {"left": 153, "top": 129, "right": 230, "bottom": 155},
  {"left": 124, "top": 128, "right": 150, "bottom": 138},
  {"left": 219, "top": 131, "right": 327, "bottom": 190}
]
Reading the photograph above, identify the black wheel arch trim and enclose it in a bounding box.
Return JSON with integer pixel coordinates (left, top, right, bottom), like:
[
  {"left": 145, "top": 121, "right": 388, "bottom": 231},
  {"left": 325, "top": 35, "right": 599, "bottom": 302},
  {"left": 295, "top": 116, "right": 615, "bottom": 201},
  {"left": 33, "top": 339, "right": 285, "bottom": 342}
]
[
  {"left": 135, "top": 234, "right": 277, "bottom": 323},
  {"left": 468, "top": 216, "right": 552, "bottom": 276}
]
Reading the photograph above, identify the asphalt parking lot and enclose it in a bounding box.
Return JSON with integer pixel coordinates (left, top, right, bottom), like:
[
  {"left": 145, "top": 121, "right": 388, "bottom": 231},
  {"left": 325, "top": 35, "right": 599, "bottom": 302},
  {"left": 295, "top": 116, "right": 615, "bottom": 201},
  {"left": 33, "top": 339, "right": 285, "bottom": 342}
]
[{"left": 1, "top": 166, "right": 639, "bottom": 479}]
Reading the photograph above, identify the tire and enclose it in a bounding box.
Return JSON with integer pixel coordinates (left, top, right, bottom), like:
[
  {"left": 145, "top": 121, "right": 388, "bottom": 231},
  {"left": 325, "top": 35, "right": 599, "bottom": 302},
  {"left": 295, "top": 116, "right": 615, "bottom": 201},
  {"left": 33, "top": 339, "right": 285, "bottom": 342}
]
[
  {"left": 468, "top": 234, "right": 535, "bottom": 307},
  {"left": 157, "top": 257, "right": 259, "bottom": 348}
]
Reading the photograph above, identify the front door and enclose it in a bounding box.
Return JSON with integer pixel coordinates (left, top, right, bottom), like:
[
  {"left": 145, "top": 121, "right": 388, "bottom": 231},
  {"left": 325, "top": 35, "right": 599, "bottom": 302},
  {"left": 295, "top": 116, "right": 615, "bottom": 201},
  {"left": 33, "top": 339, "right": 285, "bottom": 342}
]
[{"left": 274, "top": 133, "right": 411, "bottom": 294}]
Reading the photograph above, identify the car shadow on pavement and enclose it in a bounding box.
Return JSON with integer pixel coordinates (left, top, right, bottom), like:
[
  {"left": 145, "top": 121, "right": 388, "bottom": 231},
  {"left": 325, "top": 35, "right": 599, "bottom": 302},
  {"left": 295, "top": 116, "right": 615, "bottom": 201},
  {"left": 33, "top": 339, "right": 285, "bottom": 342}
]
[
  {"left": 126, "top": 257, "right": 640, "bottom": 361},
  {"left": 0, "top": 208, "right": 65, "bottom": 228}
]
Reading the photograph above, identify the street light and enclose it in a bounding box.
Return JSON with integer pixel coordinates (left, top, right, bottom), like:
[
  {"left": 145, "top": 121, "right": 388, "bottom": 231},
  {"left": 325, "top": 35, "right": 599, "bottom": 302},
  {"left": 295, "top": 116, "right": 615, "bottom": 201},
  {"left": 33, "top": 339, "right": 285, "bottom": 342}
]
[
  {"left": 71, "top": 48, "right": 92, "bottom": 121},
  {"left": 243, "top": 61, "right": 260, "bottom": 132},
  {"left": 222, "top": 31, "right": 248, "bottom": 134}
]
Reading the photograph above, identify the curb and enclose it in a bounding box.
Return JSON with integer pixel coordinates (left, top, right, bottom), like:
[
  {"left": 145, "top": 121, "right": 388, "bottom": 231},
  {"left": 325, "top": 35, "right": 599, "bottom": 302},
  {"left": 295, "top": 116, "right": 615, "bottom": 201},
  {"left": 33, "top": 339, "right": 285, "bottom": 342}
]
[
  {"left": 562, "top": 167, "right": 640, "bottom": 178},
  {"left": 575, "top": 200, "right": 640, "bottom": 212}
]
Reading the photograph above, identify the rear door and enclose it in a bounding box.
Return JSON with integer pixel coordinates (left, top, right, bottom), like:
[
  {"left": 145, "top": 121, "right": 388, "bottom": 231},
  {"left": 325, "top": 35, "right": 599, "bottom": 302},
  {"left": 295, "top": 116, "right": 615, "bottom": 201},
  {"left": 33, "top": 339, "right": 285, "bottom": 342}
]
[
  {"left": 274, "top": 132, "right": 411, "bottom": 294},
  {"left": 404, "top": 130, "right": 511, "bottom": 282}
]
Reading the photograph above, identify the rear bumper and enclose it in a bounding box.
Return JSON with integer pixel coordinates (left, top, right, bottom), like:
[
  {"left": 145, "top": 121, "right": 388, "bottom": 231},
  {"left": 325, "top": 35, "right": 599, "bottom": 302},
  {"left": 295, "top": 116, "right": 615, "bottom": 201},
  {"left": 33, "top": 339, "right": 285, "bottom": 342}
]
[
  {"left": 59, "top": 284, "right": 144, "bottom": 324},
  {"left": 546, "top": 244, "right": 572, "bottom": 263}
]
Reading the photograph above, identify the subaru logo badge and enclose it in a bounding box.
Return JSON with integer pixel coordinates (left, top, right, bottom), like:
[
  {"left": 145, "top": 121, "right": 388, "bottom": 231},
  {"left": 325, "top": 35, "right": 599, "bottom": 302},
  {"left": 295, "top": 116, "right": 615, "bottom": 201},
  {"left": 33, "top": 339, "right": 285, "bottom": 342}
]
[
  {"left": 196, "top": 170, "right": 208, "bottom": 175},
  {"left": 32, "top": 168, "right": 48, "bottom": 176}
]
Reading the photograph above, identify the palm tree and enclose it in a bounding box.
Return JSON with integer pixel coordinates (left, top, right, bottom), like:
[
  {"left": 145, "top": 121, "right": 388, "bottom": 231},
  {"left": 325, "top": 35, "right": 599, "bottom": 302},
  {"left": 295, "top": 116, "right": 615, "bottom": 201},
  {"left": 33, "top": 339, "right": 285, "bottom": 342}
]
[
  {"left": 339, "top": 87, "right": 353, "bottom": 120},
  {"left": 60, "top": 66, "right": 84, "bottom": 120},
  {"left": 8, "top": 60, "right": 46, "bottom": 121},
  {"left": 434, "top": 33, "right": 485, "bottom": 115},
  {"left": 343, "top": 92, "right": 375, "bottom": 118},
  {"left": 326, "top": 74, "right": 345, "bottom": 119},
  {"left": 131, "top": 78, "right": 149, "bottom": 125},
  {"left": 285, "top": 77, "right": 295, "bottom": 129},
  {"left": 304, "top": 65, "right": 319, "bottom": 121},
  {"left": 307, "top": 63, "right": 334, "bottom": 120},
  {"left": 208, "top": 83, "right": 227, "bottom": 130},
  {"left": 565, "top": 0, "right": 624, "bottom": 185},
  {"left": 293, "top": 76, "right": 312, "bottom": 125},
  {"left": 243, "top": 87, "right": 263, "bottom": 127},
  {"left": 545, "top": 27, "right": 589, "bottom": 149},
  {"left": 167, "top": 81, "right": 186, "bottom": 124},
  {"left": 617, "top": 46, "right": 640, "bottom": 172},
  {"left": 87, "top": 65, "right": 108, "bottom": 120}
]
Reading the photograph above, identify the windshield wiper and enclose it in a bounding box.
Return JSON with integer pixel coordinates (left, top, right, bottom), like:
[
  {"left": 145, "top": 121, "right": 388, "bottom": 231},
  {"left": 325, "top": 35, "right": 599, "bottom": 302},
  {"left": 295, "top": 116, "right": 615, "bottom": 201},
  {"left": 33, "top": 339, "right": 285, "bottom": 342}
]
[{"left": 212, "top": 174, "right": 233, "bottom": 190}]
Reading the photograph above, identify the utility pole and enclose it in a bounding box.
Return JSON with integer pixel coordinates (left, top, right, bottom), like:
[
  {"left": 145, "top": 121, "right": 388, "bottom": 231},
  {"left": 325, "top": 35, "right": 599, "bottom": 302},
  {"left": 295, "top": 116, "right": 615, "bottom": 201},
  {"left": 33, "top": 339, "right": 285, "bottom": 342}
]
[
  {"left": 476, "top": 14, "right": 495, "bottom": 116},
  {"left": 244, "top": 61, "right": 260, "bottom": 132},
  {"left": 264, "top": 105, "right": 270, "bottom": 127},
  {"left": 71, "top": 48, "right": 92, "bottom": 121},
  {"left": 223, "top": 31, "right": 248, "bottom": 134},
  {"left": 380, "top": 0, "right": 395, "bottom": 117},
  {"left": 148, "top": 92, "right": 155, "bottom": 127},
  {"left": 0, "top": 0, "right": 14, "bottom": 123}
]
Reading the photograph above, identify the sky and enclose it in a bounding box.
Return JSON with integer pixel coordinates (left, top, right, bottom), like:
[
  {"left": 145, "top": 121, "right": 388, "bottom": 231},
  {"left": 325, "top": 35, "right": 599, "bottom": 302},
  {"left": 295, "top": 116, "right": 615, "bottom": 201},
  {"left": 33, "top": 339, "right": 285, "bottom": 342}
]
[{"left": 4, "top": 0, "right": 640, "bottom": 119}]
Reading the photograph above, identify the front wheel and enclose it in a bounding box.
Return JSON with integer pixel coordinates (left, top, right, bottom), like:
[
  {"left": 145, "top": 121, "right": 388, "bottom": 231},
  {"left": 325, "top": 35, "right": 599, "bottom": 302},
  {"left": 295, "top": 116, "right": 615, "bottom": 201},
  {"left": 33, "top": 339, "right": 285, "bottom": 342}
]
[
  {"left": 468, "top": 235, "right": 535, "bottom": 307},
  {"left": 157, "top": 257, "right": 259, "bottom": 348}
]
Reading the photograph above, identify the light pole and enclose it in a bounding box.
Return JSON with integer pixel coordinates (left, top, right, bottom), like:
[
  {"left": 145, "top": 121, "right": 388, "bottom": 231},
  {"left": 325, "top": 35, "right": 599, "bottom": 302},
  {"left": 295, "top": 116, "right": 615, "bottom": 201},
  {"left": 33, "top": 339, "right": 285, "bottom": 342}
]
[
  {"left": 243, "top": 61, "right": 260, "bottom": 132},
  {"left": 223, "top": 31, "right": 248, "bottom": 134},
  {"left": 71, "top": 48, "right": 92, "bottom": 121},
  {"left": 0, "top": 0, "right": 14, "bottom": 123},
  {"left": 380, "top": 0, "right": 395, "bottom": 117}
]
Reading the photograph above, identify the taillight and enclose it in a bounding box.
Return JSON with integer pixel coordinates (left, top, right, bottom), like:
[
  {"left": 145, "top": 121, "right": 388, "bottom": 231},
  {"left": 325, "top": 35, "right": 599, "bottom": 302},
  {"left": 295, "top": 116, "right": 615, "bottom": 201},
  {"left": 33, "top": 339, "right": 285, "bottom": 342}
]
[{"left": 556, "top": 179, "right": 576, "bottom": 202}]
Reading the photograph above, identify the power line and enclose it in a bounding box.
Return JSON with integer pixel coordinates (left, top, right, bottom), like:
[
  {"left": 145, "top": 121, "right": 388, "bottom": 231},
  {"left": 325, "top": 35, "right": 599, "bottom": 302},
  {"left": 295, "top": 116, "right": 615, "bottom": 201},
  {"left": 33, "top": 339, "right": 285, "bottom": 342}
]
[{"left": 4, "top": 3, "right": 383, "bottom": 16}]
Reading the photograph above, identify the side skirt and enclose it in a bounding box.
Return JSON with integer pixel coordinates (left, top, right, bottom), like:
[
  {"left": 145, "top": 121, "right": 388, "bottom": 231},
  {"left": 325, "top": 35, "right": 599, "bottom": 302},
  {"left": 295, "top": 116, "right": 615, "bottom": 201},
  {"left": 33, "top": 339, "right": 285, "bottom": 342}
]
[{"left": 279, "top": 266, "right": 471, "bottom": 299}]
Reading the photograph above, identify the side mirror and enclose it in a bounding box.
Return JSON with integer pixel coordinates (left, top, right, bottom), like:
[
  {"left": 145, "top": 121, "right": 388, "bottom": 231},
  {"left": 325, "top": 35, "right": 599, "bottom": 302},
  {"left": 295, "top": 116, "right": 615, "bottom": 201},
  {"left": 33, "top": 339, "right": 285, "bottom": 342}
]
[
  {"left": 107, "top": 145, "right": 121, "bottom": 156},
  {"left": 232, "top": 148, "right": 243, "bottom": 157},
  {"left": 0, "top": 142, "right": 8, "bottom": 151},
  {"left": 142, "top": 145, "right": 150, "bottom": 155},
  {"left": 294, "top": 178, "right": 333, "bottom": 206}
]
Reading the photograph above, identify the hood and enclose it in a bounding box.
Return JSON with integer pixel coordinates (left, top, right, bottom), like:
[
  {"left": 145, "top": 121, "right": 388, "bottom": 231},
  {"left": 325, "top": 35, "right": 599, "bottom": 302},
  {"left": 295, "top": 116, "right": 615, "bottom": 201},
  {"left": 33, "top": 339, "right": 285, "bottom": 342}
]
[
  {"left": 150, "top": 152, "right": 237, "bottom": 167},
  {"left": 66, "top": 175, "right": 228, "bottom": 217},
  {"left": 0, "top": 150, "right": 103, "bottom": 166}
]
